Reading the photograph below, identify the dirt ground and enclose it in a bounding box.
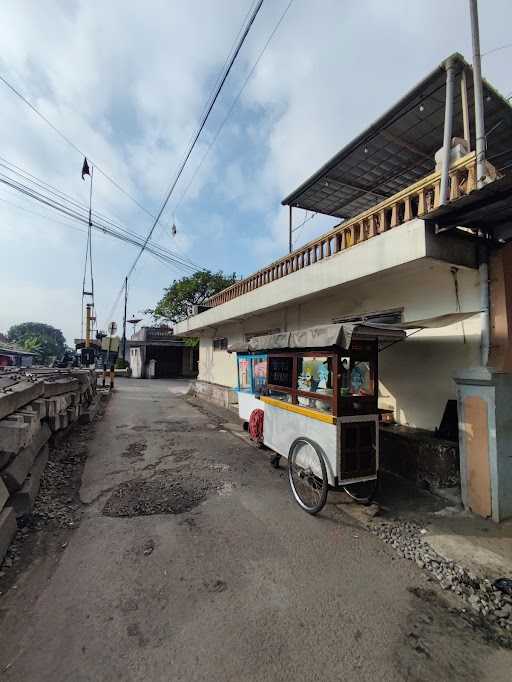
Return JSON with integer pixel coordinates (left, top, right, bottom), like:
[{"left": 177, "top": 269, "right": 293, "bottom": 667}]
[{"left": 1, "top": 378, "right": 512, "bottom": 681}]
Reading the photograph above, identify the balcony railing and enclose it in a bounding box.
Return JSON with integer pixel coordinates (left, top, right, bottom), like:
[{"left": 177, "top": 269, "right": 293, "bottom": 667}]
[{"left": 208, "top": 152, "right": 478, "bottom": 308}]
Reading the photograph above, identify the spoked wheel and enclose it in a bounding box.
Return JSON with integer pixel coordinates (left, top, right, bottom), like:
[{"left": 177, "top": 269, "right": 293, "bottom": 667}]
[
  {"left": 288, "top": 437, "right": 328, "bottom": 515},
  {"left": 342, "top": 477, "right": 378, "bottom": 505}
]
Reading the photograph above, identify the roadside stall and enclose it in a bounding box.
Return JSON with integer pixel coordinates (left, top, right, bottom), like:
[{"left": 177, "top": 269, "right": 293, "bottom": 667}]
[{"left": 231, "top": 323, "right": 404, "bottom": 514}]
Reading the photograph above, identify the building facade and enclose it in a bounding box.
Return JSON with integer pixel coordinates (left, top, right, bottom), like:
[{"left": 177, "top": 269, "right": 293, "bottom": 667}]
[
  {"left": 175, "top": 54, "right": 512, "bottom": 520},
  {"left": 128, "top": 326, "right": 198, "bottom": 379}
]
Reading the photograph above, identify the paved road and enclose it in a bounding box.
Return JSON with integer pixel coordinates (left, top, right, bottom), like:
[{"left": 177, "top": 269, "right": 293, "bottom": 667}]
[{"left": 1, "top": 379, "right": 511, "bottom": 681}]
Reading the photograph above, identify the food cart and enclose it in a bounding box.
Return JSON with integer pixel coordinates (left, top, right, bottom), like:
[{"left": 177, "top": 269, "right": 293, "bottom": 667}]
[{"left": 232, "top": 322, "right": 404, "bottom": 514}]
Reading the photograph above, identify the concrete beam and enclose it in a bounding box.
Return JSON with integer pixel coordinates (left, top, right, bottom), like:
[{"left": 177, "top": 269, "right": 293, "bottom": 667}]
[
  {"left": 0, "top": 417, "right": 30, "bottom": 455},
  {"left": 8, "top": 444, "right": 49, "bottom": 517},
  {"left": 1, "top": 424, "right": 51, "bottom": 493},
  {"left": 0, "top": 381, "right": 44, "bottom": 421},
  {"left": 0, "top": 477, "right": 9, "bottom": 511},
  {"left": 42, "top": 378, "right": 80, "bottom": 398},
  {"left": 0, "top": 507, "right": 17, "bottom": 563}
]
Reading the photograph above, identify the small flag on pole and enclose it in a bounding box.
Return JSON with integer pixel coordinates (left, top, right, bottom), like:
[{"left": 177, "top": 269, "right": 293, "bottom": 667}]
[{"left": 81, "top": 157, "right": 91, "bottom": 180}]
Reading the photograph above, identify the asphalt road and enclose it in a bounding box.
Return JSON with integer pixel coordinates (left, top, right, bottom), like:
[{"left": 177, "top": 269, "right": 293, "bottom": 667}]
[{"left": 1, "top": 378, "right": 511, "bottom": 681}]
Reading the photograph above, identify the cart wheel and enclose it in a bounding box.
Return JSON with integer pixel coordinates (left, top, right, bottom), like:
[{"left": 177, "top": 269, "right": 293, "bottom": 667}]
[
  {"left": 270, "top": 453, "right": 281, "bottom": 469},
  {"left": 288, "top": 437, "right": 328, "bottom": 515},
  {"left": 342, "top": 477, "right": 378, "bottom": 505}
]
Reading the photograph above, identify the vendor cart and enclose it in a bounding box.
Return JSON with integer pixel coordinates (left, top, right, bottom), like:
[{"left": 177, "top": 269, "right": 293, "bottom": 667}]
[{"left": 232, "top": 322, "right": 404, "bottom": 514}]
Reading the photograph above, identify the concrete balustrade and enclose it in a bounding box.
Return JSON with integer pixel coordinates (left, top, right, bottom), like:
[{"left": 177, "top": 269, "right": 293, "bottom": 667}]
[{"left": 208, "top": 152, "right": 479, "bottom": 309}]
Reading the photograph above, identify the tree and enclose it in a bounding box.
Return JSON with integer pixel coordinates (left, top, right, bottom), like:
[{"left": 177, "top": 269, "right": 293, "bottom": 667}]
[
  {"left": 147, "top": 270, "right": 238, "bottom": 324},
  {"left": 8, "top": 322, "right": 66, "bottom": 364}
]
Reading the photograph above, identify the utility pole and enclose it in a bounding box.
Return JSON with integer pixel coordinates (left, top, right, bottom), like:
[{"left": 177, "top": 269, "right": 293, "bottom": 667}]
[
  {"left": 469, "top": 0, "right": 490, "bottom": 366},
  {"left": 469, "top": 0, "right": 487, "bottom": 188},
  {"left": 122, "top": 276, "right": 128, "bottom": 363}
]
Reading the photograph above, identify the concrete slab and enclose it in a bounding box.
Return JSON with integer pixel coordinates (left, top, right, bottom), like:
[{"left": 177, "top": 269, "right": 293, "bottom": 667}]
[
  {"left": 42, "top": 379, "right": 79, "bottom": 398},
  {"left": 78, "top": 397, "right": 99, "bottom": 425},
  {"left": 0, "top": 417, "right": 30, "bottom": 455},
  {"left": 0, "top": 477, "right": 9, "bottom": 510},
  {"left": 0, "top": 380, "right": 44, "bottom": 421},
  {"left": 8, "top": 444, "right": 49, "bottom": 517},
  {"left": 0, "top": 507, "right": 17, "bottom": 563},
  {"left": 1, "top": 424, "right": 51, "bottom": 493}
]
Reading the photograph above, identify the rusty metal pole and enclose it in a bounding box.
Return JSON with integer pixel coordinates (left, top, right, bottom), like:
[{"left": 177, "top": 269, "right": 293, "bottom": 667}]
[{"left": 288, "top": 205, "right": 293, "bottom": 254}]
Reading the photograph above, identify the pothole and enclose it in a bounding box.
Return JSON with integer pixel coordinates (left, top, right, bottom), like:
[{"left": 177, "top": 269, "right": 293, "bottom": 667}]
[
  {"left": 102, "top": 477, "right": 208, "bottom": 517},
  {"left": 122, "top": 441, "right": 147, "bottom": 459}
]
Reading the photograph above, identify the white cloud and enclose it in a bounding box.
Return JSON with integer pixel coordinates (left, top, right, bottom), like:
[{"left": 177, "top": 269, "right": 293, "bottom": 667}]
[{"left": 0, "top": 0, "right": 511, "bottom": 342}]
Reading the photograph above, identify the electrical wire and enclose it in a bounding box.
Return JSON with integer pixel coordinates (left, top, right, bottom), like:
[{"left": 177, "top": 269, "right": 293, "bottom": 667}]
[
  {"left": 0, "top": 73, "right": 155, "bottom": 220},
  {"left": 104, "top": 0, "right": 265, "bottom": 326},
  {"left": 481, "top": 42, "right": 512, "bottom": 57},
  {"left": 174, "top": 0, "right": 295, "bottom": 213},
  {"left": 0, "top": 155, "right": 204, "bottom": 271},
  {"left": 122, "top": 0, "right": 264, "bottom": 285},
  {"left": 0, "top": 172, "right": 200, "bottom": 273}
]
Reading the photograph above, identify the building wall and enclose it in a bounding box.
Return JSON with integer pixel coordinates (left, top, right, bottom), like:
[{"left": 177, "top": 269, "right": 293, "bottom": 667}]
[{"left": 198, "top": 260, "right": 481, "bottom": 431}]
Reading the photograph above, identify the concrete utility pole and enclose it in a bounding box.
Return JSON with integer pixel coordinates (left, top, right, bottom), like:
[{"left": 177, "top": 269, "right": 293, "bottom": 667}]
[
  {"left": 469, "top": 0, "right": 487, "bottom": 188},
  {"left": 469, "top": 0, "right": 490, "bottom": 365},
  {"left": 122, "top": 276, "right": 128, "bottom": 363}
]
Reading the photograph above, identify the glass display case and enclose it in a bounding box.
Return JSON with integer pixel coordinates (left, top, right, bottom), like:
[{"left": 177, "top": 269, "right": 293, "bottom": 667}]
[
  {"left": 237, "top": 354, "right": 268, "bottom": 395},
  {"left": 263, "top": 342, "right": 377, "bottom": 417}
]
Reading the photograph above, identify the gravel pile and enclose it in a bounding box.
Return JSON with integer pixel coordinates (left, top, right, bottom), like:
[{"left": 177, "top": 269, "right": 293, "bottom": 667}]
[
  {"left": 102, "top": 476, "right": 208, "bottom": 517},
  {"left": 372, "top": 519, "right": 512, "bottom": 633}
]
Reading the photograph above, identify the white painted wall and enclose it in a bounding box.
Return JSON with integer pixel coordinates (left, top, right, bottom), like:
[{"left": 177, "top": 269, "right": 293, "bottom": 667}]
[{"left": 197, "top": 259, "right": 481, "bottom": 431}]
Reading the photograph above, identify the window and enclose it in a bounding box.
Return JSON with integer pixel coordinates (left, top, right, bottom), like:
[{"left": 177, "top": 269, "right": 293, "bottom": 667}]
[
  {"left": 296, "top": 356, "right": 333, "bottom": 397},
  {"left": 268, "top": 356, "right": 293, "bottom": 388},
  {"left": 340, "top": 359, "right": 374, "bottom": 397},
  {"left": 237, "top": 355, "right": 268, "bottom": 394},
  {"left": 238, "top": 358, "right": 251, "bottom": 390},
  {"left": 252, "top": 357, "right": 268, "bottom": 394},
  {"left": 333, "top": 308, "right": 403, "bottom": 326},
  {"left": 296, "top": 355, "right": 334, "bottom": 413},
  {"left": 213, "top": 337, "right": 228, "bottom": 351},
  {"left": 266, "top": 353, "right": 336, "bottom": 415}
]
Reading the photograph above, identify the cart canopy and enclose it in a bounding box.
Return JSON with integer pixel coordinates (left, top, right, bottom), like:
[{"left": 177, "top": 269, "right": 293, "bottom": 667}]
[{"left": 235, "top": 322, "right": 405, "bottom": 353}]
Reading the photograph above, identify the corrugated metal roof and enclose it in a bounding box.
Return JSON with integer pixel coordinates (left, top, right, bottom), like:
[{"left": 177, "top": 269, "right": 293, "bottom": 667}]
[{"left": 282, "top": 53, "right": 512, "bottom": 219}]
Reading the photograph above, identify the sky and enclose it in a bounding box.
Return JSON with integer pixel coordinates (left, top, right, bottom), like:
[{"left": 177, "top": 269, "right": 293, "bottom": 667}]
[{"left": 0, "top": 0, "right": 511, "bottom": 345}]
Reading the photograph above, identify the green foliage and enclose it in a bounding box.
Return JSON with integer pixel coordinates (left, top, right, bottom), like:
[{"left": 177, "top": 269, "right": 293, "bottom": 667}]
[
  {"left": 147, "top": 270, "right": 237, "bottom": 324},
  {"left": 8, "top": 322, "right": 66, "bottom": 365},
  {"left": 20, "top": 336, "right": 43, "bottom": 355},
  {"left": 115, "top": 358, "right": 129, "bottom": 369}
]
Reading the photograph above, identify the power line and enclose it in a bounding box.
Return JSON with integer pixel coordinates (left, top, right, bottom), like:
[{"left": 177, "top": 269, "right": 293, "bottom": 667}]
[
  {"left": 481, "top": 42, "right": 512, "bottom": 57},
  {"left": 174, "top": 0, "right": 295, "bottom": 213},
  {"left": 0, "top": 73, "right": 155, "bottom": 220},
  {"left": 0, "top": 157, "right": 204, "bottom": 271},
  {"left": 0, "top": 172, "right": 200, "bottom": 273},
  {"left": 122, "top": 0, "right": 264, "bottom": 284}
]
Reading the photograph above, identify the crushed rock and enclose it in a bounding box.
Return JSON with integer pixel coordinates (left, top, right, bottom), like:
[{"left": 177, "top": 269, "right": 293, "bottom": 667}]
[
  {"left": 102, "top": 476, "right": 208, "bottom": 517},
  {"left": 370, "top": 518, "right": 512, "bottom": 640}
]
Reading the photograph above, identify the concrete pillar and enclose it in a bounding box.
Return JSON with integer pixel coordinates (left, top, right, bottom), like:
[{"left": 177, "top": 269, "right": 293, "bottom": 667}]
[{"left": 454, "top": 368, "right": 512, "bottom": 522}]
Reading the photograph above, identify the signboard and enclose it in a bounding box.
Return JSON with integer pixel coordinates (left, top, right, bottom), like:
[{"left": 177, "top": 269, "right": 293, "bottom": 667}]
[{"left": 268, "top": 356, "right": 293, "bottom": 388}]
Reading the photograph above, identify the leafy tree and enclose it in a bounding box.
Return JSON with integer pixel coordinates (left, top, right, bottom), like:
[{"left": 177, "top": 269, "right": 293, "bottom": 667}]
[
  {"left": 20, "top": 336, "right": 43, "bottom": 355},
  {"left": 8, "top": 322, "right": 66, "bottom": 364},
  {"left": 147, "top": 270, "right": 237, "bottom": 324}
]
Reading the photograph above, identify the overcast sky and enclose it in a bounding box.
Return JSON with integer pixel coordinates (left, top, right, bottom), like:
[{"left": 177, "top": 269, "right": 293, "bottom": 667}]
[{"left": 0, "top": 0, "right": 511, "bottom": 345}]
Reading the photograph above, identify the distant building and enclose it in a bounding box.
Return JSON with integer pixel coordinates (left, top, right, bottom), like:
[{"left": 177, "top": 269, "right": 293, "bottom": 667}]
[
  {"left": 0, "top": 343, "right": 37, "bottom": 368},
  {"left": 128, "top": 326, "right": 198, "bottom": 379}
]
